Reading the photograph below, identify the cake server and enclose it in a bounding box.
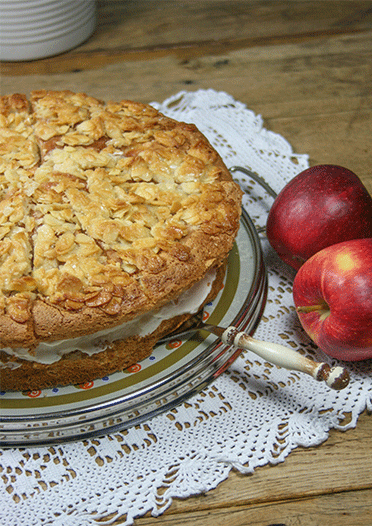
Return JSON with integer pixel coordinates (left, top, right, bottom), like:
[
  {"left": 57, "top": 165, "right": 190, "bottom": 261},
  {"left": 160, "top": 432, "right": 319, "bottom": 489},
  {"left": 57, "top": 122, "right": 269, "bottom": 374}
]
[{"left": 158, "top": 310, "right": 349, "bottom": 391}]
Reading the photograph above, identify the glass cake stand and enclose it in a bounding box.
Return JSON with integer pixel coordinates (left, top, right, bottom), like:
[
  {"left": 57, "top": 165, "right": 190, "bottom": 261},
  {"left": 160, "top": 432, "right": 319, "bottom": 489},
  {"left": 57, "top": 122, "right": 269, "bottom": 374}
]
[{"left": 0, "top": 209, "right": 267, "bottom": 446}]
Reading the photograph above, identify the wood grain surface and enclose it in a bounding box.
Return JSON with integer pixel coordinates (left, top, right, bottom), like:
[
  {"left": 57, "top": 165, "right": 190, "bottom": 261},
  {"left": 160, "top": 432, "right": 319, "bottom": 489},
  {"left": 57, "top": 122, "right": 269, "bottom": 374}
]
[{"left": 1, "top": 1, "right": 372, "bottom": 524}]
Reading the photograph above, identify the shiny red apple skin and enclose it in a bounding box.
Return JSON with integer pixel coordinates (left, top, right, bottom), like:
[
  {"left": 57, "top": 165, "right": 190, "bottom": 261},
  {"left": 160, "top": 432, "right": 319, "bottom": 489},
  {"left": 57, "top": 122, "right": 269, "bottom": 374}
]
[
  {"left": 266, "top": 165, "right": 372, "bottom": 270},
  {"left": 293, "top": 238, "right": 372, "bottom": 361}
]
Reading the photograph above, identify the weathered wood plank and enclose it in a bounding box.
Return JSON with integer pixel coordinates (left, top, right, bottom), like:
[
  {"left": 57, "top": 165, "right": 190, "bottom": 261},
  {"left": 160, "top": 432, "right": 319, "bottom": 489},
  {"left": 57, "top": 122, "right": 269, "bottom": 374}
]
[
  {"left": 92, "top": 0, "right": 372, "bottom": 53},
  {"left": 1, "top": 0, "right": 372, "bottom": 75},
  {"left": 134, "top": 488, "right": 372, "bottom": 526}
]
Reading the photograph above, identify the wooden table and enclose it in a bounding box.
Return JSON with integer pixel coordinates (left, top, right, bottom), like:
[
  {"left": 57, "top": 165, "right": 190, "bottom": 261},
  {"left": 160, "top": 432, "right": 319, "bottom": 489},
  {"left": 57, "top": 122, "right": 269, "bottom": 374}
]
[{"left": 1, "top": 1, "right": 372, "bottom": 524}]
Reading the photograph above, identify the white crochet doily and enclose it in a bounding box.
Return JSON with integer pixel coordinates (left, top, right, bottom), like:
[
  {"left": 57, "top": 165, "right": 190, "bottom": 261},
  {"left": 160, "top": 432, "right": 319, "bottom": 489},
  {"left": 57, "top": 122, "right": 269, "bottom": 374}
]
[{"left": 1, "top": 89, "right": 372, "bottom": 526}]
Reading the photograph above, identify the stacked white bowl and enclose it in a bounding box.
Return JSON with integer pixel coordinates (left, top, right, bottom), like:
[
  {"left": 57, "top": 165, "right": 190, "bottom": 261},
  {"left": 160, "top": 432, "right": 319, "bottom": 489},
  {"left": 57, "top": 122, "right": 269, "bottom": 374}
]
[{"left": 0, "top": 0, "right": 96, "bottom": 61}]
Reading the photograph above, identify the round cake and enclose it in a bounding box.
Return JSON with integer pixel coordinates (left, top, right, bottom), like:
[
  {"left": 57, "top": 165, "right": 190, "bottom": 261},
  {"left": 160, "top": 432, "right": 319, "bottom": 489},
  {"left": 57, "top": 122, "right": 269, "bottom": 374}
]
[{"left": 0, "top": 90, "right": 242, "bottom": 391}]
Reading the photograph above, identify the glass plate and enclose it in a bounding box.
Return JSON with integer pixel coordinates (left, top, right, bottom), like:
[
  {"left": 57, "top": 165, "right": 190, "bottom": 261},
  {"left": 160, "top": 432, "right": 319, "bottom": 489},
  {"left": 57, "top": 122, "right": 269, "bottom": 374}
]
[{"left": 0, "top": 210, "right": 267, "bottom": 446}]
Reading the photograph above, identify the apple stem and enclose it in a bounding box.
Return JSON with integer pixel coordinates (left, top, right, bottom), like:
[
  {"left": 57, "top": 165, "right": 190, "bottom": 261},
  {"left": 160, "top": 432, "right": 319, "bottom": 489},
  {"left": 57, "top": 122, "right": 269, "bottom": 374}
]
[{"left": 297, "top": 304, "right": 328, "bottom": 313}]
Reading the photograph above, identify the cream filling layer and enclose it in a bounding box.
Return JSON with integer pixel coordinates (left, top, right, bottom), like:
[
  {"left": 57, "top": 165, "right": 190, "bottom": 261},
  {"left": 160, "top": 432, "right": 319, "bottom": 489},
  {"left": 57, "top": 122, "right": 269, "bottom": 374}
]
[{"left": 1, "top": 269, "right": 216, "bottom": 366}]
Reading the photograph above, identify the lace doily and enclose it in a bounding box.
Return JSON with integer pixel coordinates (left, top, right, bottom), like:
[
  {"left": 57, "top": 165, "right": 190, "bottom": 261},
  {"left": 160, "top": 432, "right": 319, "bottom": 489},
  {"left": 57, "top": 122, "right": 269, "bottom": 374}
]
[{"left": 2, "top": 89, "right": 372, "bottom": 526}]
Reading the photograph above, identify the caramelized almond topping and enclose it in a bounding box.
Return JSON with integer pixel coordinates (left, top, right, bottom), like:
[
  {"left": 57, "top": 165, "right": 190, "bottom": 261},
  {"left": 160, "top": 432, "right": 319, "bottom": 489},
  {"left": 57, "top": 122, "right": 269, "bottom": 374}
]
[{"left": 0, "top": 90, "right": 242, "bottom": 337}]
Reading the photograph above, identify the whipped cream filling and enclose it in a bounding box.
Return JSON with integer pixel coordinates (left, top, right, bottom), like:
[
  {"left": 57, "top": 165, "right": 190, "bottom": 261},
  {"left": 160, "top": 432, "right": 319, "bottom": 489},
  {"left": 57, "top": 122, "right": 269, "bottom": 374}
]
[{"left": 0, "top": 269, "right": 216, "bottom": 366}]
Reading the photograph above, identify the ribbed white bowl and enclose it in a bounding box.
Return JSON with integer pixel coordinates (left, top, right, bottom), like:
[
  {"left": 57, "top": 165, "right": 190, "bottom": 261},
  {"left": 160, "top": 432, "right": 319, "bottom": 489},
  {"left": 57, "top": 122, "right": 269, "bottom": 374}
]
[{"left": 0, "top": 0, "right": 96, "bottom": 61}]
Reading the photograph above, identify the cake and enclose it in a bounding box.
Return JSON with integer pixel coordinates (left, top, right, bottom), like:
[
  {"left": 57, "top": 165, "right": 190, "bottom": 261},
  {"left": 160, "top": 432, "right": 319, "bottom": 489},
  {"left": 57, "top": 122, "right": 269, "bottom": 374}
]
[{"left": 0, "top": 90, "right": 242, "bottom": 391}]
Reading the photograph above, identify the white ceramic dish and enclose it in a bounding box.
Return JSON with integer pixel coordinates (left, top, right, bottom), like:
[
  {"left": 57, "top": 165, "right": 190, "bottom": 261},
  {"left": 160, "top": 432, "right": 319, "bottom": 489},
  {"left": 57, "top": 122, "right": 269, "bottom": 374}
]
[{"left": 0, "top": 0, "right": 96, "bottom": 61}]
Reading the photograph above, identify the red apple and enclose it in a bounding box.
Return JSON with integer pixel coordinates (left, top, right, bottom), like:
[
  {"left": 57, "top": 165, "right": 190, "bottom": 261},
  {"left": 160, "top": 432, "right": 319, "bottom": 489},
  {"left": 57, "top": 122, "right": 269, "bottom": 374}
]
[
  {"left": 266, "top": 165, "right": 372, "bottom": 270},
  {"left": 293, "top": 238, "right": 372, "bottom": 361}
]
